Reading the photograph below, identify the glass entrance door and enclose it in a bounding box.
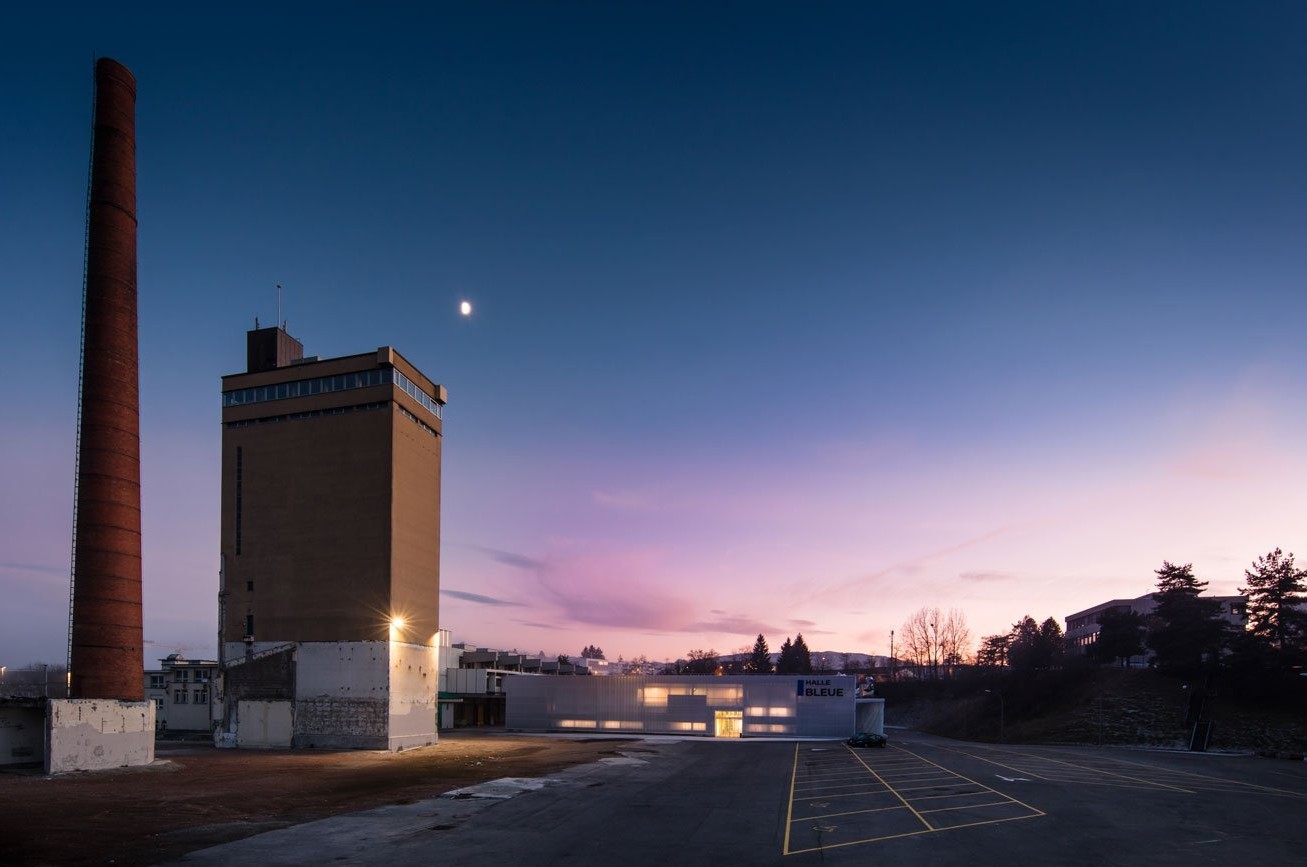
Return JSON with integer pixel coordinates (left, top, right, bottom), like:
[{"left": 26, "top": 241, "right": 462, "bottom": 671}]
[{"left": 714, "top": 710, "right": 742, "bottom": 738}]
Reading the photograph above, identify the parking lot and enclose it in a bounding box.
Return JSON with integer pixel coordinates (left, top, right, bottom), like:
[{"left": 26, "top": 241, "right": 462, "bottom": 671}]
[
  {"left": 785, "top": 739, "right": 1043, "bottom": 854},
  {"left": 173, "top": 732, "right": 1307, "bottom": 866}
]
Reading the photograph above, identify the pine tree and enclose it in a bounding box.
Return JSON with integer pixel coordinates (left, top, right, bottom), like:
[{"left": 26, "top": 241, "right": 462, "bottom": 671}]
[
  {"left": 1147, "top": 561, "right": 1226, "bottom": 675},
  {"left": 1038, "top": 617, "right": 1065, "bottom": 667},
  {"left": 1007, "top": 616, "right": 1044, "bottom": 671},
  {"left": 777, "top": 637, "right": 796, "bottom": 674},
  {"left": 1240, "top": 548, "right": 1307, "bottom": 654},
  {"left": 745, "top": 634, "right": 772, "bottom": 674},
  {"left": 1089, "top": 608, "right": 1146, "bottom": 667},
  {"left": 793, "top": 634, "right": 814, "bottom": 674},
  {"left": 976, "top": 633, "right": 1011, "bottom": 668}
]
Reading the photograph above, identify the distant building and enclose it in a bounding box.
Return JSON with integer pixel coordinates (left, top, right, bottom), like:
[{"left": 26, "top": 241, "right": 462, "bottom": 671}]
[
  {"left": 1065, "top": 593, "right": 1246, "bottom": 662},
  {"left": 437, "top": 633, "right": 605, "bottom": 729},
  {"left": 143, "top": 655, "right": 217, "bottom": 732},
  {"left": 216, "top": 326, "right": 446, "bottom": 750}
]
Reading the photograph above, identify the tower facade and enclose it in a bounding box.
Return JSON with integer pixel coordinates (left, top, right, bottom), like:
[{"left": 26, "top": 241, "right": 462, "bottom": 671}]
[{"left": 218, "top": 327, "right": 445, "bottom": 749}]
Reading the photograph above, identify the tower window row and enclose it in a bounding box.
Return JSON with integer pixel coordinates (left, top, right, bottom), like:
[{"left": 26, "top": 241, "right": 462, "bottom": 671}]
[{"left": 222, "top": 367, "right": 442, "bottom": 420}]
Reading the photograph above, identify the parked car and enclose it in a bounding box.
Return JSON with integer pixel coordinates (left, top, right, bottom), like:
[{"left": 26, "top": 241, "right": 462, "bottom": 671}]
[{"left": 847, "top": 732, "right": 888, "bottom": 748}]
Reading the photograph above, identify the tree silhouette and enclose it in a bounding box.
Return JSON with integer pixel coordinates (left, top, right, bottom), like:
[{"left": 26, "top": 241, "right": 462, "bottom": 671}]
[
  {"left": 1241, "top": 548, "right": 1307, "bottom": 657},
  {"left": 976, "top": 633, "right": 1011, "bottom": 668},
  {"left": 1089, "top": 608, "right": 1146, "bottom": 667},
  {"left": 684, "top": 648, "right": 720, "bottom": 674},
  {"left": 745, "top": 634, "right": 773, "bottom": 673},
  {"left": 1147, "top": 561, "right": 1226, "bottom": 676},
  {"left": 792, "top": 634, "right": 814, "bottom": 674},
  {"left": 776, "top": 637, "right": 798, "bottom": 674},
  {"left": 1008, "top": 615, "right": 1064, "bottom": 670}
]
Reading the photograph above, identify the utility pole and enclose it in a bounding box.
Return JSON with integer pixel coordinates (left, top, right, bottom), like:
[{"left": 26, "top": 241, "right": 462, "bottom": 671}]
[{"left": 889, "top": 630, "right": 895, "bottom": 682}]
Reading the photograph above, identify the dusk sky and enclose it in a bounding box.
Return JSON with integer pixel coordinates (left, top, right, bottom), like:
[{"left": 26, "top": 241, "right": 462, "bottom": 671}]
[{"left": 5, "top": 3, "right": 1307, "bottom": 668}]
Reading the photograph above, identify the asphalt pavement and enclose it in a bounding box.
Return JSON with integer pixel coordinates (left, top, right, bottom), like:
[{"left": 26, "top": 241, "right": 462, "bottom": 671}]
[{"left": 172, "top": 732, "right": 1307, "bottom": 866}]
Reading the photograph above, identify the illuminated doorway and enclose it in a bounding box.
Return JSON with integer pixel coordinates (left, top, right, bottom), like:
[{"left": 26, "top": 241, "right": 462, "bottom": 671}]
[{"left": 714, "top": 710, "right": 742, "bottom": 738}]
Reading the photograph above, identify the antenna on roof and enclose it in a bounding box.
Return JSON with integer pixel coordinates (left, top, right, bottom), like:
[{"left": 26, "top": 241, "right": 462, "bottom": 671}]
[{"left": 276, "top": 283, "right": 282, "bottom": 331}]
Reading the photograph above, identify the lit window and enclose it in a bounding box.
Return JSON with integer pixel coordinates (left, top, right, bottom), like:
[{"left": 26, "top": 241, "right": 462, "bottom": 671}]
[
  {"left": 640, "top": 687, "right": 669, "bottom": 708},
  {"left": 704, "top": 686, "right": 743, "bottom": 706}
]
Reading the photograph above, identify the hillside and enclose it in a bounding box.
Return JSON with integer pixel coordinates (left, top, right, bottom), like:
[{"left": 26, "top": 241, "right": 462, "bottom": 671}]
[{"left": 880, "top": 667, "right": 1307, "bottom": 754}]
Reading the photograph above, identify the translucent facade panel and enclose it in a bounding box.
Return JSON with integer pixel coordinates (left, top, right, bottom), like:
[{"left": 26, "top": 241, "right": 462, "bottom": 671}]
[
  {"left": 505, "top": 675, "right": 854, "bottom": 738},
  {"left": 640, "top": 686, "right": 668, "bottom": 708},
  {"left": 704, "top": 685, "right": 743, "bottom": 706}
]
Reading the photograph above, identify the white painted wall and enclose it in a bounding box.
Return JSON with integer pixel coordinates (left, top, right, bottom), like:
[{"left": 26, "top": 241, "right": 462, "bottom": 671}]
[
  {"left": 236, "top": 700, "right": 293, "bottom": 748},
  {"left": 388, "top": 641, "right": 438, "bottom": 750},
  {"left": 295, "top": 641, "right": 389, "bottom": 698},
  {"left": 223, "top": 641, "right": 439, "bottom": 750},
  {"left": 45, "top": 699, "right": 155, "bottom": 775},
  {"left": 293, "top": 641, "right": 389, "bottom": 749}
]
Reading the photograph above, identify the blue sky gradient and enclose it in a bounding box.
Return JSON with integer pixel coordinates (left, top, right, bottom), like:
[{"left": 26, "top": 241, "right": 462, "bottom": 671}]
[{"left": 4, "top": 3, "right": 1307, "bottom": 665}]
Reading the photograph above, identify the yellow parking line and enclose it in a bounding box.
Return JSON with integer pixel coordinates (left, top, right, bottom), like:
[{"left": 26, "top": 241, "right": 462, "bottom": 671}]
[
  {"left": 1091, "top": 756, "right": 1307, "bottom": 799},
  {"left": 896, "top": 782, "right": 986, "bottom": 793},
  {"left": 797, "top": 780, "right": 896, "bottom": 792},
  {"left": 783, "top": 743, "right": 1046, "bottom": 857},
  {"left": 793, "top": 788, "right": 891, "bottom": 802},
  {"left": 918, "top": 800, "right": 1016, "bottom": 814},
  {"left": 907, "top": 790, "right": 991, "bottom": 802},
  {"left": 795, "top": 774, "right": 884, "bottom": 786},
  {"left": 931, "top": 744, "right": 1056, "bottom": 781},
  {"left": 786, "top": 827, "right": 935, "bottom": 855},
  {"left": 1011, "top": 753, "right": 1194, "bottom": 794},
  {"left": 801, "top": 804, "right": 911, "bottom": 821},
  {"left": 845, "top": 745, "right": 936, "bottom": 831},
  {"left": 783, "top": 743, "right": 799, "bottom": 855},
  {"left": 887, "top": 745, "right": 1047, "bottom": 817}
]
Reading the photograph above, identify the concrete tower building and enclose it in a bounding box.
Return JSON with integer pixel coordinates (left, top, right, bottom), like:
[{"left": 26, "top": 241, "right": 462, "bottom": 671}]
[{"left": 217, "top": 327, "right": 445, "bottom": 750}]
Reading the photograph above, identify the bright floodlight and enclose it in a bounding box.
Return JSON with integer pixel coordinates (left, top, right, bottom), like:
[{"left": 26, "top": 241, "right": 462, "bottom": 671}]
[
  {"left": 391, "top": 616, "right": 406, "bottom": 630},
  {"left": 459, "top": 300, "right": 472, "bottom": 316}
]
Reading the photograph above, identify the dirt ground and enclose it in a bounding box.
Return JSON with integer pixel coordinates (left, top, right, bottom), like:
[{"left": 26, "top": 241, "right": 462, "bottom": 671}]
[{"left": 1, "top": 731, "right": 637, "bottom": 866}]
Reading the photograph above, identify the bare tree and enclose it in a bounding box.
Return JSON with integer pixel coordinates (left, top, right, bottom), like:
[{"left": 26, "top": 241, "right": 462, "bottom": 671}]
[
  {"left": 940, "top": 609, "right": 973, "bottom": 676},
  {"left": 901, "top": 607, "right": 971, "bottom": 679},
  {"left": 901, "top": 608, "right": 939, "bottom": 679}
]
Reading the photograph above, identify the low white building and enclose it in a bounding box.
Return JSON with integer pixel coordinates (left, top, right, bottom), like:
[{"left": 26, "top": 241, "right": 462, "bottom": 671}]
[
  {"left": 506, "top": 674, "right": 882, "bottom": 739},
  {"left": 144, "top": 654, "right": 218, "bottom": 732}
]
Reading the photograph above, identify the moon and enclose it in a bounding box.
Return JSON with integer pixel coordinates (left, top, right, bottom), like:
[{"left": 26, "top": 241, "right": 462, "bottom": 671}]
[{"left": 459, "top": 300, "right": 472, "bottom": 316}]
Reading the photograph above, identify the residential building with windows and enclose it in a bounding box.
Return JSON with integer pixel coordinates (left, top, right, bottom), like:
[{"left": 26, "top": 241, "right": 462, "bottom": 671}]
[
  {"left": 216, "top": 326, "right": 445, "bottom": 750},
  {"left": 1065, "top": 593, "right": 1247, "bottom": 662},
  {"left": 143, "top": 654, "right": 218, "bottom": 731}
]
